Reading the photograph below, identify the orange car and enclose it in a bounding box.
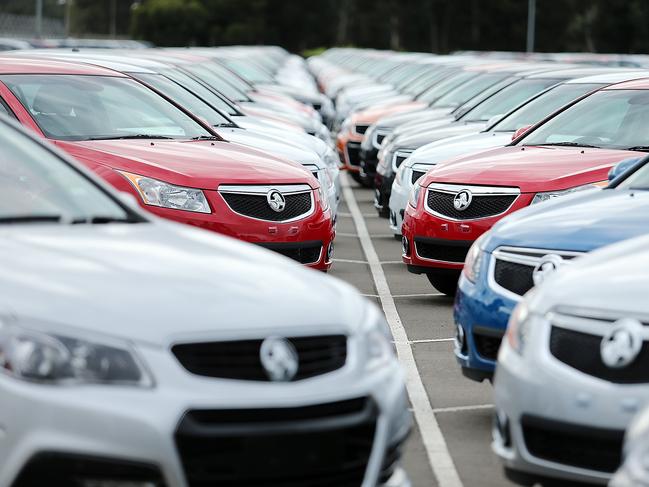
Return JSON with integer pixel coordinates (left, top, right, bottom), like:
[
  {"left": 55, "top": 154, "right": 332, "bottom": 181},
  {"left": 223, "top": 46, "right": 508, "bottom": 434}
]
[{"left": 336, "top": 101, "right": 426, "bottom": 184}]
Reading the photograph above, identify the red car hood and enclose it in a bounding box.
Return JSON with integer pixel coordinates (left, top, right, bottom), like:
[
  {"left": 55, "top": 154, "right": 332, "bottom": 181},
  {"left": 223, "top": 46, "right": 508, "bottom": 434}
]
[
  {"left": 423, "top": 146, "right": 639, "bottom": 193},
  {"left": 353, "top": 101, "right": 428, "bottom": 124},
  {"left": 56, "top": 139, "right": 315, "bottom": 189}
]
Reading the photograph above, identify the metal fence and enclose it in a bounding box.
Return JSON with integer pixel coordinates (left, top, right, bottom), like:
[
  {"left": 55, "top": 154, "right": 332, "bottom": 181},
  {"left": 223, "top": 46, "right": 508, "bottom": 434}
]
[{"left": 0, "top": 13, "right": 64, "bottom": 38}]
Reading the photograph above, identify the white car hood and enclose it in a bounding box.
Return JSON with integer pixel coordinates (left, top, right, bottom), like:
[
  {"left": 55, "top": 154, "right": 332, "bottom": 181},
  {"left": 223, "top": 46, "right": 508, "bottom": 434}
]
[
  {"left": 0, "top": 223, "right": 364, "bottom": 347},
  {"left": 406, "top": 131, "right": 513, "bottom": 167}
]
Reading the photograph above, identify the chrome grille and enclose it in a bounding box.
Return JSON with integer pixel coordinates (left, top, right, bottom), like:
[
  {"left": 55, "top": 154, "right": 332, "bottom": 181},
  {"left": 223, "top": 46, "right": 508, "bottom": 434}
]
[
  {"left": 490, "top": 247, "right": 582, "bottom": 298},
  {"left": 219, "top": 184, "right": 313, "bottom": 222},
  {"left": 424, "top": 183, "right": 519, "bottom": 221}
]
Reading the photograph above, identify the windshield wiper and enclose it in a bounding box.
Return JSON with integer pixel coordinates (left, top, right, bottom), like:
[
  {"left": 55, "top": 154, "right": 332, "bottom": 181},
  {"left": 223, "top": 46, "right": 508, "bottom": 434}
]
[
  {"left": 626, "top": 146, "right": 649, "bottom": 152},
  {"left": 532, "top": 142, "right": 600, "bottom": 148},
  {"left": 191, "top": 135, "right": 221, "bottom": 140},
  {"left": 86, "top": 135, "right": 174, "bottom": 141},
  {"left": 0, "top": 215, "right": 63, "bottom": 224},
  {"left": 71, "top": 215, "right": 144, "bottom": 225}
]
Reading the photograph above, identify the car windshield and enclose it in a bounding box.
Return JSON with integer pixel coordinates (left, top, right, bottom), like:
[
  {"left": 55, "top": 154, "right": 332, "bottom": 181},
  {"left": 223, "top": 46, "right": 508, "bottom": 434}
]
[
  {"left": 432, "top": 73, "right": 510, "bottom": 108},
  {"left": 181, "top": 64, "right": 249, "bottom": 102},
  {"left": 462, "top": 78, "right": 561, "bottom": 122},
  {"left": 491, "top": 83, "right": 603, "bottom": 131},
  {"left": 1, "top": 74, "right": 212, "bottom": 141},
  {"left": 417, "top": 71, "right": 477, "bottom": 103},
  {"left": 521, "top": 89, "right": 649, "bottom": 150},
  {"left": 133, "top": 73, "right": 233, "bottom": 127},
  {"left": 161, "top": 68, "right": 239, "bottom": 116},
  {"left": 0, "top": 122, "right": 134, "bottom": 223}
]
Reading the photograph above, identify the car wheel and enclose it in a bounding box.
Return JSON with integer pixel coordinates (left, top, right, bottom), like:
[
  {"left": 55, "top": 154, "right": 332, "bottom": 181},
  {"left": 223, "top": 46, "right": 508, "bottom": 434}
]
[{"left": 426, "top": 273, "right": 459, "bottom": 296}]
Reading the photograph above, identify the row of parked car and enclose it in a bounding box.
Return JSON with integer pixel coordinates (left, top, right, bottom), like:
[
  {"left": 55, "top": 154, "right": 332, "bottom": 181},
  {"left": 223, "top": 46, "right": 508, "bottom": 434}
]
[
  {"left": 315, "top": 47, "right": 649, "bottom": 486},
  {"left": 0, "top": 46, "right": 413, "bottom": 486}
]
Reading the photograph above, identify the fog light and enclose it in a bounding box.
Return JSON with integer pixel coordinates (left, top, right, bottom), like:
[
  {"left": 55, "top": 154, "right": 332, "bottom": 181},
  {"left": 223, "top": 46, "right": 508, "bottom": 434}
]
[
  {"left": 327, "top": 242, "right": 334, "bottom": 261},
  {"left": 455, "top": 324, "right": 467, "bottom": 355},
  {"left": 493, "top": 410, "right": 512, "bottom": 448},
  {"left": 401, "top": 236, "right": 409, "bottom": 256}
]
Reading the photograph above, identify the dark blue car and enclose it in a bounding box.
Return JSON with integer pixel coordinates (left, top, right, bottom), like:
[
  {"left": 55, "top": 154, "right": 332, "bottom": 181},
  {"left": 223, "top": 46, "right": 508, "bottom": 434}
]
[{"left": 454, "top": 156, "right": 649, "bottom": 382}]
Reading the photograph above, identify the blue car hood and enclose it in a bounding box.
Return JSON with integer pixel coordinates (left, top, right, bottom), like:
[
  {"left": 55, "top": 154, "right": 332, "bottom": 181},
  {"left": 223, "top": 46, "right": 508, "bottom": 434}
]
[{"left": 486, "top": 189, "right": 649, "bottom": 253}]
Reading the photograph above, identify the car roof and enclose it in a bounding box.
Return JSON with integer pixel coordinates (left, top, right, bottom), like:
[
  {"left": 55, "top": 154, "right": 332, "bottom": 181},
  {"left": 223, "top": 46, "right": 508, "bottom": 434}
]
[
  {"left": 524, "top": 67, "right": 634, "bottom": 80},
  {"left": 605, "top": 78, "right": 649, "bottom": 90},
  {"left": 3, "top": 53, "right": 159, "bottom": 75},
  {"left": 564, "top": 70, "right": 649, "bottom": 84},
  {"left": 0, "top": 56, "right": 127, "bottom": 76}
]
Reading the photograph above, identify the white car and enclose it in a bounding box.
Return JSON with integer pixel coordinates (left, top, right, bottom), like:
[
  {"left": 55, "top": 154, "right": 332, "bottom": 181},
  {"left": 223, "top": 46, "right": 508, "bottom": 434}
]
[
  {"left": 0, "top": 118, "right": 411, "bottom": 487},
  {"left": 611, "top": 402, "right": 649, "bottom": 487},
  {"left": 493, "top": 234, "right": 649, "bottom": 486}
]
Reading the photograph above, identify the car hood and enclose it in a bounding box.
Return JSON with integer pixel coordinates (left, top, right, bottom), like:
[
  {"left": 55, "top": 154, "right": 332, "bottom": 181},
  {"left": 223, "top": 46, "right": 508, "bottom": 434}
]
[
  {"left": 487, "top": 189, "right": 649, "bottom": 253},
  {"left": 528, "top": 234, "right": 649, "bottom": 317},
  {"left": 391, "top": 122, "right": 485, "bottom": 151},
  {"left": 57, "top": 139, "right": 315, "bottom": 190},
  {"left": 375, "top": 108, "right": 453, "bottom": 129},
  {"left": 0, "top": 223, "right": 364, "bottom": 347},
  {"left": 352, "top": 101, "right": 428, "bottom": 125},
  {"left": 407, "top": 131, "right": 512, "bottom": 167},
  {"left": 422, "top": 146, "right": 638, "bottom": 193},
  {"left": 218, "top": 128, "right": 323, "bottom": 168}
]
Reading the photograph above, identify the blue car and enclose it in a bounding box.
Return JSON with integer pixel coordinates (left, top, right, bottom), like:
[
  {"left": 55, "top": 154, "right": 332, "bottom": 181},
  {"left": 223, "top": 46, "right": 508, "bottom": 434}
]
[{"left": 454, "top": 155, "right": 649, "bottom": 382}]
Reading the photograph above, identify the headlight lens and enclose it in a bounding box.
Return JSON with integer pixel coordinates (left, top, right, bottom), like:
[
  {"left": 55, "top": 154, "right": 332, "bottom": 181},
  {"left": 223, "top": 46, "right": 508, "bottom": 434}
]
[
  {"left": 317, "top": 167, "right": 335, "bottom": 190},
  {"left": 0, "top": 319, "right": 152, "bottom": 387},
  {"left": 317, "top": 186, "right": 330, "bottom": 211},
  {"left": 120, "top": 171, "right": 211, "bottom": 213},
  {"left": 505, "top": 298, "right": 546, "bottom": 356},
  {"left": 409, "top": 184, "right": 422, "bottom": 208},
  {"left": 531, "top": 181, "right": 607, "bottom": 205},
  {"left": 362, "top": 304, "right": 395, "bottom": 370},
  {"left": 463, "top": 232, "right": 489, "bottom": 283},
  {"left": 395, "top": 164, "right": 411, "bottom": 187}
]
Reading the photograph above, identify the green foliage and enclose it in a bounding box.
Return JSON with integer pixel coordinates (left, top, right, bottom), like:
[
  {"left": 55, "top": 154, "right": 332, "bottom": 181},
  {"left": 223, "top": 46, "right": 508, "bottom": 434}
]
[{"left": 130, "top": 0, "right": 208, "bottom": 45}]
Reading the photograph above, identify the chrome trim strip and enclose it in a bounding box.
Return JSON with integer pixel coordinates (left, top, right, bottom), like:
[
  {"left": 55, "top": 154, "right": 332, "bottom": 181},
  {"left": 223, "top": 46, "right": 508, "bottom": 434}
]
[
  {"left": 218, "top": 186, "right": 315, "bottom": 223},
  {"left": 218, "top": 184, "right": 312, "bottom": 195},
  {"left": 424, "top": 184, "right": 521, "bottom": 222},
  {"left": 487, "top": 246, "right": 585, "bottom": 301}
]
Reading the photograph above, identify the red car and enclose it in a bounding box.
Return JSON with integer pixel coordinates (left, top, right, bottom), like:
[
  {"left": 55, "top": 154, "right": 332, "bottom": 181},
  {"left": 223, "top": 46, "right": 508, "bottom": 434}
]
[
  {"left": 402, "top": 78, "right": 649, "bottom": 294},
  {"left": 0, "top": 57, "right": 334, "bottom": 270}
]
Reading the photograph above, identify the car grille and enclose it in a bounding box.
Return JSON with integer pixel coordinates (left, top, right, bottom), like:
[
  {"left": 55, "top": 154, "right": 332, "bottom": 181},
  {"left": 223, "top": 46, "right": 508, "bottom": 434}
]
[
  {"left": 172, "top": 335, "right": 347, "bottom": 381},
  {"left": 346, "top": 142, "right": 361, "bottom": 166},
  {"left": 219, "top": 187, "right": 313, "bottom": 222},
  {"left": 549, "top": 326, "right": 649, "bottom": 383},
  {"left": 258, "top": 241, "right": 322, "bottom": 264},
  {"left": 491, "top": 247, "right": 582, "bottom": 297},
  {"left": 354, "top": 124, "right": 369, "bottom": 135},
  {"left": 375, "top": 133, "right": 386, "bottom": 146},
  {"left": 521, "top": 415, "right": 623, "bottom": 473},
  {"left": 426, "top": 189, "right": 517, "bottom": 220},
  {"left": 411, "top": 170, "right": 426, "bottom": 184},
  {"left": 473, "top": 327, "right": 504, "bottom": 361},
  {"left": 414, "top": 237, "right": 472, "bottom": 263},
  {"left": 175, "top": 398, "right": 377, "bottom": 487}
]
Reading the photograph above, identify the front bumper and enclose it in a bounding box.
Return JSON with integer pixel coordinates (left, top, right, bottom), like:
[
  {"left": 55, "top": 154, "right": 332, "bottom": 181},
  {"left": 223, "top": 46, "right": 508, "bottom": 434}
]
[
  {"left": 360, "top": 147, "right": 379, "bottom": 182},
  {"left": 374, "top": 173, "right": 394, "bottom": 217},
  {"left": 493, "top": 338, "right": 649, "bottom": 485},
  {"left": 453, "top": 260, "right": 517, "bottom": 381},
  {"left": 335, "top": 130, "right": 363, "bottom": 173},
  {"left": 1, "top": 345, "right": 411, "bottom": 487},
  {"left": 388, "top": 179, "right": 410, "bottom": 237}
]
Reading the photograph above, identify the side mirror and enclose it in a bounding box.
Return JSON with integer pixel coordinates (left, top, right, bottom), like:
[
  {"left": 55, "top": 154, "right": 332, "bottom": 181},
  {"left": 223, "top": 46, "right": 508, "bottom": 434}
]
[
  {"left": 512, "top": 125, "right": 532, "bottom": 141},
  {"left": 486, "top": 114, "right": 504, "bottom": 128},
  {"left": 608, "top": 157, "right": 643, "bottom": 182}
]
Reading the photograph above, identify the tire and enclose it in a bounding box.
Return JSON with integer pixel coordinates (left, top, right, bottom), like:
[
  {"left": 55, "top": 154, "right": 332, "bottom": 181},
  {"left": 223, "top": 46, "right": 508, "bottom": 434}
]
[{"left": 426, "top": 273, "right": 459, "bottom": 296}]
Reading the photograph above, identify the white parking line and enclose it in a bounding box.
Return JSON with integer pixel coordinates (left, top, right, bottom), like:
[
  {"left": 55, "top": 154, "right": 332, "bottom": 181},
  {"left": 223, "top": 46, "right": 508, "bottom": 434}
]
[
  {"left": 338, "top": 211, "right": 381, "bottom": 218},
  {"left": 334, "top": 258, "right": 368, "bottom": 264},
  {"left": 433, "top": 404, "right": 494, "bottom": 414},
  {"left": 408, "top": 338, "right": 455, "bottom": 344},
  {"left": 392, "top": 292, "right": 445, "bottom": 298},
  {"left": 342, "top": 173, "right": 464, "bottom": 487}
]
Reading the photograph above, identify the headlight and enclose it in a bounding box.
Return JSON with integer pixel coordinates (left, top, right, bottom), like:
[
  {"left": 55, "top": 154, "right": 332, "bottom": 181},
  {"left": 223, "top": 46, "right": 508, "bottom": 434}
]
[
  {"left": 505, "top": 297, "right": 546, "bottom": 356},
  {"left": 463, "top": 232, "right": 489, "bottom": 283},
  {"left": 317, "top": 186, "right": 330, "bottom": 211},
  {"left": 362, "top": 304, "right": 395, "bottom": 371},
  {"left": 531, "top": 181, "right": 607, "bottom": 205},
  {"left": 395, "top": 164, "right": 411, "bottom": 187},
  {"left": 0, "top": 318, "right": 152, "bottom": 387},
  {"left": 317, "top": 167, "right": 335, "bottom": 190},
  {"left": 120, "top": 171, "right": 211, "bottom": 213},
  {"left": 408, "top": 184, "right": 422, "bottom": 208}
]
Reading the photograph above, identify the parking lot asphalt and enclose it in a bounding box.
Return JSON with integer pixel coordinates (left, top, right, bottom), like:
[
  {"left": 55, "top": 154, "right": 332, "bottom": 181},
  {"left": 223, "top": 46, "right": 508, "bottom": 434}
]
[{"left": 331, "top": 175, "right": 516, "bottom": 487}]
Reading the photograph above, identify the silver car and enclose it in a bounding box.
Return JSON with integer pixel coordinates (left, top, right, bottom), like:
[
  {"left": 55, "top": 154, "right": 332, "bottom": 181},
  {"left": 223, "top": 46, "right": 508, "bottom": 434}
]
[
  {"left": 494, "top": 234, "right": 649, "bottom": 486},
  {"left": 0, "top": 118, "right": 411, "bottom": 487}
]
